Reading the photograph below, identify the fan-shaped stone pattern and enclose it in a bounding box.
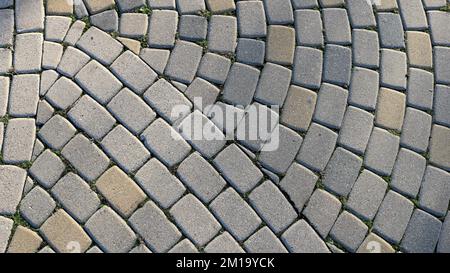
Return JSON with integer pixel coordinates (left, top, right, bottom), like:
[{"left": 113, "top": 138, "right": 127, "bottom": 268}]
[{"left": 0, "top": 0, "right": 449, "bottom": 254}]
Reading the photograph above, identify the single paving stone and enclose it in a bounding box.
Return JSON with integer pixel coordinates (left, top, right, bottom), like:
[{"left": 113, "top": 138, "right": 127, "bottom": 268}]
[
  {"left": 144, "top": 79, "right": 192, "bottom": 124},
  {"left": 41, "top": 209, "right": 92, "bottom": 253},
  {"left": 249, "top": 180, "right": 297, "bottom": 234},
  {"left": 116, "top": 0, "right": 145, "bottom": 11},
  {"left": 434, "top": 46, "right": 450, "bottom": 85},
  {"left": 313, "top": 83, "right": 348, "bottom": 129},
  {"left": 35, "top": 100, "right": 53, "bottom": 127},
  {"left": 429, "top": 124, "right": 450, "bottom": 171},
  {"left": 210, "top": 188, "right": 262, "bottom": 241},
  {"left": 422, "top": 0, "right": 447, "bottom": 9},
  {"left": 323, "top": 147, "right": 363, "bottom": 197},
  {"left": 164, "top": 41, "right": 203, "bottom": 84},
  {"left": 140, "top": 118, "right": 191, "bottom": 168},
  {"left": 184, "top": 77, "right": 220, "bottom": 111},
  {"left": 263, "top": 0, "right": 293, "bottom": 24},
  {"left": 437, "top": 212, "right": 450, "bottom": 253},
  {"left": 2, "top": 118, "right": 36, "bottom": 164},
  {"left": 169, "top": 239, "right": 198, "bottom": 253},
  {"left": 346, "top": 170, "right": 388, "bottom": 221},
  {"left": 323, "top": 8, "right": 351, "bottom": 45},
  {"left": 406, "top": 68, "right": 434, "bottom": 111},
  {"left": 281, "top": 220, "right": 329, "bottom": 253},
  {"left": 42, "top": 42, "right": 64, "bottom": 70},
  {"left": 57, "top": 46, "right": 91, "bottom": 78},
  {"left": 64, "top": 20, "right": 86, "bottom": 46},
  {"left": 292, "top": 47, "right": 322, "bottom": 90},
  {"left": 391, "top": 148, "right": 426, "bottom": 198},
  {"left": 29, "top": 150, "right": 66, "bottom": 189},
  {"left": 397, "top": 0, "right": 428, "bottom": 30},
  {"left": 40, "top": 70, "right": 59, "bottom": 97},
  {"left": 45, "top": 77, "right": 83, "bottom": 111},
  {"left": 96, "top": 166, "right": 146, "bottom": 218},
  {"left": 222, "top": 62, "right": 261, "bottom": 106},
  {"left": 428, "top": 11, "right": 450, "bottom": 46},
  {"left": 77, "top": 27, "right": 123, "bottom": 66},
  {"left": 14, "top": 33, "right": 43, "bottom": 74},
  {"left": 303, "top": 189, "right": 342, "bottom": 238},
  {"left": 197, "top": 53, "right": 231, "bottom": 85},
  {"left": 205, "top": 0, "right": 235, "bottom": 13},
  {"left": 236, "top": 1, "right": 266, "bottom": 38},
  {"left": 236, "top": 38, "right": 265, "bottom": 67},
  {"left": 375, "top": 88, "right": 406, "bottom": 131},
  {"left": 279, "top": 163, "right": 317, "bottom": 213},
  {"left": 401, "top": 209, "right": 442, "bottom": 253},
  {"left": 148, "top": 10, "right": 178, "bottom": 48},
  {"left": 111, "top": 50, "right": 157, "bottom": 95},
  {"left": 346, "top": 0, "right": 376, "bottom": 28},
  {"left": 380, "top": 49, "right": 407, "bottom": 91},
  {"left": 297, "top": 123, "right": 337, "bottom": 172},
  {"left": 7, "top": 226, "right": 42, "bottom": 253},
  {"left": 129, "top": 201, "right": 182, "bottom": 253},
  {"left": 352, "top": 29, "right": 379, "bottom": 69},
  {"left": 292, "top": 0, "right": 318, "bottom": 8},
  {"left": 61, "top": 134, "right": 110, "bottom": 182},
  {"left": 135, "top": 158, "right": 185, "bottom": 209},
  {"left": 348, "top": 67, "right": 379, "bottom": 111},
  {"left": 254, "top": 63, "right": 292, "bottom": 107},
  {"left": 373, "top": 190, "right": 414, "bottom": 244},
  {"left": 177, "top": 152, "right": 226, "bottom": 203},
  {"left": 205, "top": 232, "right": 245, "bottom": 253},
  {"left": 85, "top": 206, "right": 136, "bottom": 253},
  {"left": 45, "top": 16, "right": 72, "bottom": 42},
  {"left": 101, "top": 125, "right": 150, "bottom": 173},
  {"left": 176, "top": 0, "right": 205, "bottom": 14},
  {"left": 38, "top": 113, "right": 77, "bottom": 151},
  {"left": 90, "top": 9, "right": 118, "bottom": 33},
  {"left": 75, "top": 60, "right": 123, "bottom": 105},
  {"left": 266, "top": 25, "right": 295, "bottom": 66},
  {"left": 139, "top": 48, "right": 170, "bottom": 75},
  {"left": 323, "top": 45, "right": 352, "bottom": 87},
  {"left": 74, "top": 0, "right": 89, "bottom": 18},
  {"left": 330, "top": 211, "right": 368, "bottom": 253},
  {"left": 8, "top": 74, "right": 40, "bottom": 118},
  {"left": 406, "top": 31, "right": 433, "bottom": 69},
  {"left": 68, "top": 95, "right": 116, "bottom": 140},
  {"left": 46, "top": 0, "right": 73, "bottom": 15},
  {"left": 170, "top": 194, "right": 222, "bottom": 246},
  {"left": 338, "top": 106, "right": 374, "bottom": 155},
  {"left": 208, "top": 15, "right": 237, "bottom": 54},
  {"left": 259, "top": 125, "right": 303, "bottom": 175},
  {"left": 107, "top": 88, "right": 155, "bottom": 135},
  {"left": 213, "top": 144, "right": 262, "bottom": 194},
  {"left": 0, "top": 166, "right": 27, "bottom": 215},
  {"left": 31, "top": 140, "right": 45, "bottom": 162},
  {"left": 364, "top": 127, "right": 400, "bottom": 177},
  {"left": 179, "top": 15, "right": 207, "bottom": 41},
  {"left": 400, "top": 108, "right": 431, "bottom": 153},
  {"left": 0, "top": 49, "right": 12, "bottom": 75},
  {"left": 434, "top": 85, "right": 450, "bottom": 127},
  {"left": 0, "top": 76, "right": 9, "bottom": 117},
  {"left": 281, "top": 86, "right": 316, "bottom": 133},
  {"left": 20, "top": 186, "right": 56, "bottom": 228},
  {"left": 357, "top": 233, "right": 395, "bottom": 253},
  {"left": 51, "top": 173, "right": 100, "bottom": 223},
  {"left": 84, "top": 0, "right": 114, "bottom": 14},
  {"left": 0, "top": 9, "right": 14, "bottom": 47},
  {"left": 377, "top": 13, "right": 405, "bottom": 49},
  {"left": 294, "top": 10, "right": 323, "bottom": 47},
  {"left": 418, "top": 165, "right": 450, "bottom": 217},
  {"left": 0, "top": 216, "right": 13, "bottom": 253},
  {"left": 15, "top": 0, "right": 44, "bottom": 33},
  {"left": 374, "top": 0, "right": 398, "bottom": 10},
  {"left": 244, "top": 226, "right": 288, "bottom": 253}
]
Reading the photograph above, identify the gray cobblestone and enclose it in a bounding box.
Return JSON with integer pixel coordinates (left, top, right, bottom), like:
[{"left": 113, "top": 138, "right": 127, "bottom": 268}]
[
  {"left": 303, "top": 189, "right": 341, "bottom": 238},
  {"left": 148, "top": 10, "right": 178, "bottom": 48},
  {"left": 330, "top": 211, "right": 368, "bottom": 253},
  {"left": 377, "top": 13, "right": 405, "bottom": 49},
  {"left": 20, "top": 186, "right": 56, "bottom": 228},
  {"left": 244, "top": 226, "right": 288, "bottom": 253},
  {"left": 281, "top": 85, "right": 317, "bottom": 132},
  {"left": 222, "top": 62, "right": 260, "bottom": 106},
  {"left": 139, "top": 48, "right": 170, "bottom": 75},
  {"left": 401, "top": 209, "right": 442, "bottom": 253},
  {"left": 434, "top": 84, "right": 450, "bottom": 127},
  {"left": 323, "top": 8, "right": 351, "bottom": 45},
  {"left": 313, "top": 83, "right": 348, "bottom": 130},
  {"left": 338, "top": 106, "right": 374, "bottom": 155},
  {"left": 77, "top": 27, "right": 123, "bottom": 66},
  {"left": 406, "top": 68, "right": 434, "bottom": 111},
  {"left": 352, "top": 30, "right": 379, "bottom": 69},
  {"left": 64, "top": 21, "right": 86, "bottom": 46},
  {"left": 434, "top": 46, "right": 450, "bottom": 85},
  {"left": 15, "top": 0, "right": 44, "bottom": 33},
  {"left": 45, "top": 16, "right": 72, "bottom": 43},
  {"left": 197, "top": 53, "right": 231, "bottom": 85},
  {"left": 364, "top": 127, "right": 400, "bottom": 177},
  {"left": 0, "top": 166, "right": 27, "bottom": 215},
  {"left": 179, "top": 15, "right": 207, "bottom": 41},
  {"left": 14, "top": 33, "right": 43, "bottom": 74},
  {"left": 42, "top": 42, "right": 63, "bottom": 70},
  {"left": 236, "top": 1, "right": 266, "bottom": 38},
  {"left": 294, "top": 10, "right": 323, "bottom": 47},
  {"left": 8, "top": 74, "right": 40, "bottom": 118},
  {"left": 400, "top": 108, "right": 431, "bottom": 153},
  {"left": 0, "top": 77, "right": 8, "bottom": 117},
  {"left": 0, "top": 9, "right": 14, "bottom": 47},
  {"left": 29, "top": 149, "right": 66, "bottom": 189},
  {"left": 254, "top": 63, "right": 291, "bottom": 107},
  {"left": 90, "top": 10, "right": 119, "bottom": 33},
  {"left": 418, "top": 165, "right": 450, "bottom": 217},
  {"left": 164, "top": 41, "right": 203, "bottom": 84},
  {"left": 391, "top": 148, "right": 426, "bottom": 198},
  {"left": 429, "top": 124, "right": 450, "bottom": 171},
  {"left": 45, "top": 77, "right": 83, "bottom": 110},
  {"left": 205, "top": 232, "right": 244, "bottom": 253},
  {"left": 380, "top": 49, "right": 407, "bottom": 91},
  {"left": 57, "top": 46, "right": 91, "bottom": 78},
  {"left": 2, "top": 118, "right": 36, "bottom": 164}
]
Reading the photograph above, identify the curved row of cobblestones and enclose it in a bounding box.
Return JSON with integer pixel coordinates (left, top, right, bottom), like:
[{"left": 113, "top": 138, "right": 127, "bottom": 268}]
[{"left": 0, "top": 0, "right": 449, "bottom": 253}]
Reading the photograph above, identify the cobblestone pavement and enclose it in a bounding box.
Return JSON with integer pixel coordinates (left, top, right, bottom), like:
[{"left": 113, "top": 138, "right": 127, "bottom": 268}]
[{"left": 0, "top": 0, "right": 449, "bottom": 253}]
